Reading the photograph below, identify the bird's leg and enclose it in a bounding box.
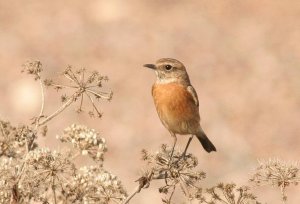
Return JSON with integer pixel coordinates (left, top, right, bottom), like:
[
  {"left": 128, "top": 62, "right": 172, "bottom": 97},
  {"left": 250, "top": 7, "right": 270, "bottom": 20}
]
[
  {"left": 182, "top": 135, "right": 194, "bottom": 159},
  {"left": 169, "top": 132, "right": 177, "bottom": 165}
]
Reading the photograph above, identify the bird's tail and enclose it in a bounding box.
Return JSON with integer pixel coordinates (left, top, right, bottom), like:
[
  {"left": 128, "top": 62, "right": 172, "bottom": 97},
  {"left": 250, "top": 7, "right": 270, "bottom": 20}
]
[{"left": 196, "top": 130, "right": 216, "bottom": 153}]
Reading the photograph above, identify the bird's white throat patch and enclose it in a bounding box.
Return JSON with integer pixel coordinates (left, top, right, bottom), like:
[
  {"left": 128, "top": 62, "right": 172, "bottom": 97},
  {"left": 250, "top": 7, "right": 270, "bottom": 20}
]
[{"left": 155, "top": 71, "right": 178, "bottom": 84}]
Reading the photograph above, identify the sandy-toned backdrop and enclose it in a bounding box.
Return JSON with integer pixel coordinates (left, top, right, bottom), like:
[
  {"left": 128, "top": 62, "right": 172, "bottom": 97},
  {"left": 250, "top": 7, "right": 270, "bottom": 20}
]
[{"left": 0, "top": 0, "right": 299, "bottom": 203}]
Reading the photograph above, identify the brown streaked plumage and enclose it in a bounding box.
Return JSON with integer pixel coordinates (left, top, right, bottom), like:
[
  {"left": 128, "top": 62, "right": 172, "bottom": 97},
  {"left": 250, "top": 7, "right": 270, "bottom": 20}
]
[{"left": 144, "top": 58, "right": 216, "bottom": 154}]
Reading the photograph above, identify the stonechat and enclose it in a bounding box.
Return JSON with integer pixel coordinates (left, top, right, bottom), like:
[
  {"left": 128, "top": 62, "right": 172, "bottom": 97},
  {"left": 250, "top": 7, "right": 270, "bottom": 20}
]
[{"left": 144, "top": 58, "right": 216, "bottom": 154}]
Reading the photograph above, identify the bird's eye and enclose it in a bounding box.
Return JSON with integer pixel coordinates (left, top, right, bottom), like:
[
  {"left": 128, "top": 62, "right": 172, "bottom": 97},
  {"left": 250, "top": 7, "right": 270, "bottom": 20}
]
[{"left": 165, "top": 65, "right": 172, "bottom": 71}]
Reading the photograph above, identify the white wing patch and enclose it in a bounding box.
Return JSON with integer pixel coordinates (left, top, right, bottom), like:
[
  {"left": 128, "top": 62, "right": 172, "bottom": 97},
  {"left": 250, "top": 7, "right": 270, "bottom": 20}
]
[{"left": 187, "top": 86, "right": 199, "bottom": 107}]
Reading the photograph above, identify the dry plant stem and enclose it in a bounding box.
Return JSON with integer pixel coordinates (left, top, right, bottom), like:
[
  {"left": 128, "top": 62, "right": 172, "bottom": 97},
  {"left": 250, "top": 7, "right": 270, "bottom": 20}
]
[
  {"left": 220, "top": 200, "right": 229, "bottom": 204},
  {"left": 11, "top": 159, "right": 28, "bottom": 203},
  {"left": 179, "top": 177, "right": 189, "bottom": 196},
  {"left": 237, "top": 190, "right": 243, "bottom": 204},
  {"left": 79, "top": 92, "right": 84, "bottom": 112},
  {"left": 211, "top": 190, "right": 228, "bottom": 204},
  {"left": 50, "top": 83, "right": 78, "bottom": 89},
  {"left": 222, "top": 189, "right": 231, "bottom": 203},
  {"left": 38, "top": 95, "right": 76, "bottom": 126},
  {"left": 84, "top": 92, "right": 102, "bottom": 116},
  {"left": 0, "top": 121, "right": 5, "bottom": 136},
  {"left": 167, "top": 185, "right": 176, "bottom": 204},
  {"left": 281, "top": 185, "right": 286, "bottom": 204},
  {"left": 35, "top": 76, "right": 45, "bottom": 131},
  {"left": 87, "top": 89, "right": 112, "bottom": 100},
  {"left": 25, "top": 137, "right": 29, "bottom": 153},
  {"left": 123, "top": 172, "right": 176, "bottom": 204},
  {"left": 52, "top": 177, "right": 57, "bottom": 204},
  {"left": 123, "top": 186, "right": 141, "bottom": 204}
]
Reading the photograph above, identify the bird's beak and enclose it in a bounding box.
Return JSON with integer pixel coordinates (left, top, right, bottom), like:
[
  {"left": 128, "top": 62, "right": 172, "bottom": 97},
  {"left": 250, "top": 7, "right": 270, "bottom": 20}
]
[{"left": 143, "top": 64, "right": 156, "bottom": 70}]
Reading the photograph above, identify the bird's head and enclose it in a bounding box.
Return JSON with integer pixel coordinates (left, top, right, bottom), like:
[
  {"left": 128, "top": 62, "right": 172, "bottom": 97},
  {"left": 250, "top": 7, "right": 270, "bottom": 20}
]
[{"left": 144, "top": 58, "right": 190, "bottom": 85}]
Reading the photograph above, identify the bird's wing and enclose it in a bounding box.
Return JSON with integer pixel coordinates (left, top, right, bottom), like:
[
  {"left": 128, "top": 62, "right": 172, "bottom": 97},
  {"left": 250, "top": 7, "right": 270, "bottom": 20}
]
[{"left": 187, "top": 86, "right": 199, "bottom": 107}]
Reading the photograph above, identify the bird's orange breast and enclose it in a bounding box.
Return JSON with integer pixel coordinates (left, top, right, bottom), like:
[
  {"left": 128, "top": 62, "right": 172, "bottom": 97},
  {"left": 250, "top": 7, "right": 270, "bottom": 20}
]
[{"left": 152, "top": 83, "right": 200, "bottom": 134}]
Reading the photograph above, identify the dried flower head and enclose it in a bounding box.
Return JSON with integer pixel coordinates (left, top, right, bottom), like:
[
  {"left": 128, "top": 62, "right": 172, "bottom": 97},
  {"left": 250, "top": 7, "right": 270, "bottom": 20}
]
[
  {"left": 250, "top": 158, "right": 300, "bottom": 202},
  {"left": 19, "top": 148, "right": 76, "bottom": 202},
  {"left": 64, "top": 166, "right": 127, "bottom": 204},
  {"left": 202, "top": 183, "right": 260, "bottom": 204},
  {"left": 44, "top": 66, "right": 113, "bottom": 118},
  {"left": 57, "top": 124, "right": 107, "bottom": 163},
  {"left": 21, "top": 60, "right": 43, "bottom": 80},
  {"left": 0, "top": 120, "right": 36, "bottom": 158},
  {"left": 0, "top": 158, "right": 19, "bottom": 204},
  {"left": 139, "top": 144, "right": 206, "bottom": 203}
]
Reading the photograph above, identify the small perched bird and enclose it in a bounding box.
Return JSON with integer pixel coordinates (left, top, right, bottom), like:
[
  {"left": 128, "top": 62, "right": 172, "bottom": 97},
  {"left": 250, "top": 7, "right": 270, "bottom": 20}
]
[{"left": 144, "top": 58, "right": 216, "bottom": 155}]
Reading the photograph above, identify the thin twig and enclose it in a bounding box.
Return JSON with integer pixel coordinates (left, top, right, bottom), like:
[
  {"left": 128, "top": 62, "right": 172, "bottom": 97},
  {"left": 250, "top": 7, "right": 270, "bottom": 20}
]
[
  {"left": 35, "top": 76, "right": 45, "bottom": 131},
  {"left": 67, "top": 69, "right": 81, "bottom": 84},
  {"left": 123, "top": 186, "right": 142, "bottom": 204},
  {"left": 167, "top": 185, "right": 176, "bottom": 204},
  {"left": 50, "top": 83, "right": 78, "bottom": 89},
  {"left": 86, "top": 89, "right": 112, "bottom": 100},
  {"left": 280, "top": 184, "right": 287, "bottom": 204},
  {"left": 123, "top": 172, "right": 175, "bottom": 204},
  {"left": 84, "top": 92, "right": 102, "bottom": 117},
  {"left": 0, "top": 122, "right": 6, "bottom": 137},
  {"left": 79, "top": 91, "right": 84, "bottom": 112},
  {"left": 64, "top": 73, "right": 76, "bottom": 83},
  {"left": 52, "top": 176, "right": 57, "bottom": 204},
  {"left": 38, "top": 95, "right": 76, "bottom": 126}
]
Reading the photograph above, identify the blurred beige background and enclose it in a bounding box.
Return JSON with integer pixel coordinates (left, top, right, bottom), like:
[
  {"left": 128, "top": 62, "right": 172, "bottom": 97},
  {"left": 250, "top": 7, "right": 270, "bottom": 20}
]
[{"left": 0, "top": 0, "right": 300, "bottom": 203}]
